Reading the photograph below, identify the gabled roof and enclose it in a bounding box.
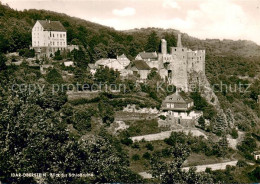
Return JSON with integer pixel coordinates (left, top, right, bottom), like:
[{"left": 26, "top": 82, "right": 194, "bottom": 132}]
[
  {"left": 138, "top": 52, "right": 158, "bottom": 59},
  {"left": 117, "top": 54, "right": 128, "bottom": 59},
  {"left": 128, "top": 60, "right": 150, "bottom": 70},
  {"left": 163, "top": 92, "right": 193, "bottom": 104},
  {"left": 95, "top": 58, "right": 118, "bottom": 66},
  {"left": 37, "top": 20, "right": 66, "bottom": 32}
]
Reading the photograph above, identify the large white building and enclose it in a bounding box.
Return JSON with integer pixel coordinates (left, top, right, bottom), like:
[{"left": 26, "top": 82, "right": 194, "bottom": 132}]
[{"left": 32, "top": 20, "right": 67, "bottom": 57}]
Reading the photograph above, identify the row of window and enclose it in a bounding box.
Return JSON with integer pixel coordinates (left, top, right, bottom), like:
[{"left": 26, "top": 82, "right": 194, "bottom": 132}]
[
  {"left": 49, "top": 47, "right": 65, "bottom": 52},
  {"left": 33, "top": 41, "right": 66, "bottom": 46},
  {"left": 173, "top": 48, "right": 185, "bottom": 52},
  {"left": 50, "top": 32, "right": 66, "bottom": 38},
  {"left": 166, "top": 102, "right": 193, "bottom": 108},
  {"left": 50, "top": 41, "right": 66, "bottom": 46},
  {"left": 34, "top": 27, "right": 43, "bottom": 31}
]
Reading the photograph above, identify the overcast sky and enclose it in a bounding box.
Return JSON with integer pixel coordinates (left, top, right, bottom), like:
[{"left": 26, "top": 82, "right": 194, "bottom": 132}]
[{"left": 2, "top": 0, "right": 260, "bottom": 45}]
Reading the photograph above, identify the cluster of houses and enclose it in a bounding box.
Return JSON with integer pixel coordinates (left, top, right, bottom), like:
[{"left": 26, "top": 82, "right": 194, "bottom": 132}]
[
  {"left": 88, "top": 53, "right": 152, "bottom": 82},
  {"left": 30, "top": 20, "right": 206, "bottom": 124},
  {"left": 31, "top": 20, "right": 206, "bottom": 92},
  {"left": 87, "top": 35, "right": 206, "bottom": 93}
]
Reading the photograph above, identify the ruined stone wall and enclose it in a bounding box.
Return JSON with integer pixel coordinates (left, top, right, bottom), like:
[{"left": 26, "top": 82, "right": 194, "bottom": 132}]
[{"left": 187, "top": 50, "right": 205, "bottom": 74}]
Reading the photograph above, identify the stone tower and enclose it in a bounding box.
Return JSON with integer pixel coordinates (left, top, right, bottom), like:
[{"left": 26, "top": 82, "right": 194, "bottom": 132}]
[
  {"left": 177, "top": 34, "right": 182, "bottom": 47},
  {"left": 161, "top": 39, "right": 167, "bottom": 55}
]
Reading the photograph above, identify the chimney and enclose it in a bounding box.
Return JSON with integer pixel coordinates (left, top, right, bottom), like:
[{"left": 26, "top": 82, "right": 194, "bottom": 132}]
[
  {"left": 46, "top": 19, "right": 47, "bottom": 22},
  {"left": 177, "top": 33, "right": 182, "bottom": 47},
  {"left": 48, "top": 20, "right": 50, "bottom": 23},
  {"left": 161, "top": 39, "right": 167, "bottom": 55}
]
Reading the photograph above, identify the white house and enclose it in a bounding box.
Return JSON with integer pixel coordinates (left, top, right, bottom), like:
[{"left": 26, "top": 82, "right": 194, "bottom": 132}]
[
  {"left": 95, "top": 58, "right": 125, "bottom": 71},
  {"left": 126, "top": 60, "right": 151, "bottom": 81},
  {"left": 64, "top": 61, "right": 74, "bottom": 67},
  {"left": 32, "top": 20, "right": 67, "bottom": 58}
]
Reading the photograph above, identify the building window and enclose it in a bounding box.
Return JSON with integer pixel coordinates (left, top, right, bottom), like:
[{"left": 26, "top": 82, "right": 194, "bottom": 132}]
[
  {"left": 53, "top": 34, "right": 54, "bottom": 37},
  {"left": 50, "top": 32, "right": 52, "bottom": 37},
  {"left": 64, "top": 42, "right": 65, "bottom": 45},
  {"left": 63, "top": 34, "right": 65, "bottom": 37},
  {"left": 53, "top": 42, "right": 55, "bottom": 46},
  {"left": 182, "top": 49, "right": 184, "bottom": 51}
]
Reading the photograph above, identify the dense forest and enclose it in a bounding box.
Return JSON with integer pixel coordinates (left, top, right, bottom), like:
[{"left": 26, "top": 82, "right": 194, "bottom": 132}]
[{"left": 0, "top": 2, "right": 260, "bottom": 183}]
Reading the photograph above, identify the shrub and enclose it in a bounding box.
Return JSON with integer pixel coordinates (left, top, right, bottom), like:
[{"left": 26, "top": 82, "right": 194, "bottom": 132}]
[
  {"left": 54, "top": 50, "right": 63, "bottom": 60},
  {"left": 145, "top": 143, "right": 154, "bottom": 151},
  {"left": 236, "top": 160, "right": 248, "bottom": 167},
  {"left": 159, "top": 115, "right": 166, "bottom": 120},
  {"left": 198, "top": 116, "right": 205, "bottom": 128},
  {"left": 72, "top": 109, "right": 92, "bottom": 132},
  {"left": 248, "top": 166, "right": 260, "bottom": 182},
  {"left": 19, "top": 48, "right": 35, "bottom": 58},
  {"left": 131, "top": 142, "right": 140, "bottom": 149},
  {"left": 46, "top": 69, "right": 63, "bottom": 84},
  {"left": 143, "top": 152, "right": 151, "bottom": 160},
  {"left": 161, "top": 148, "right": 171, "bottom": 158},
  {"left": 132, "top": 154, "right": 140, "bottom": 161},
  {"left": 121, "top": 137, "right": 133, "bottom": 146},
  {"left": 230, "top": 128, "right": 238, "bottom": 139}
]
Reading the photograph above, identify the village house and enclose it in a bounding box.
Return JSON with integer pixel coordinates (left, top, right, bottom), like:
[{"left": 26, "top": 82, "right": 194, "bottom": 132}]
[
  {"left": 161, "top": 92, "right": 194, "bottom": 112},
  {"left": 32, "top": 20, "right": 78, "bottom": 59},
  {"left": 126, "top": 60, "right": 151, "bottom": 82},
  {"left": 95, "top": 58, "right": 125, "bottom": 71},
  {"left": 32, "top": 20, "right": 67, "bottom": 58},
  {"left": 135, "top": 51, "right": 159, "bottom": 69},
  {"left": 91, "top": 55, "right": 131, "bottom": 77},
  {"left": 160, "top": 92, "right": 202, "bottom": 126}
]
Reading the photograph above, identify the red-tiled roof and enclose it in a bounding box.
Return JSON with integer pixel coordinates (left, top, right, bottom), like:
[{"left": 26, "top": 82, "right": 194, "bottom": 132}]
[{"left": 38, "top": 20, "right": 66, "bottom": 32}]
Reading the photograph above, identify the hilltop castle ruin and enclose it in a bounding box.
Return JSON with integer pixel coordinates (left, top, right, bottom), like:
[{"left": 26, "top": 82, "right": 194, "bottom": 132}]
[{"left": 151, "top": 34, "right": 206, "bottom": 92}]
